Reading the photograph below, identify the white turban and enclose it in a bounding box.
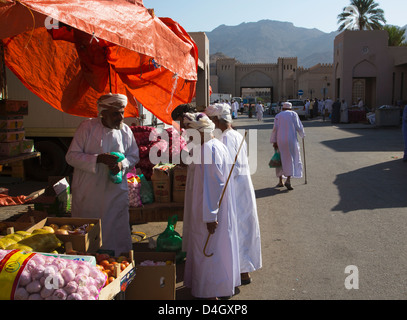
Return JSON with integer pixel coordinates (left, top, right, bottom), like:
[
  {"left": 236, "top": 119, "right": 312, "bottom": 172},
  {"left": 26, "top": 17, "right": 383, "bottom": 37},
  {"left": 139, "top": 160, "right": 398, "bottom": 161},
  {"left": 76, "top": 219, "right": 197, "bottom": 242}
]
[
  {"left": 182, "top": 112, "right": 215, "bottom": 132},
  {"left": 97, "top": 93, "right": 128, "bottom": 116},
  {"left": 282, "top": 102, "right": 292, "bottom": 109},
  {"left": 204, "top": 103, "right": 232, "bottom": 123}
]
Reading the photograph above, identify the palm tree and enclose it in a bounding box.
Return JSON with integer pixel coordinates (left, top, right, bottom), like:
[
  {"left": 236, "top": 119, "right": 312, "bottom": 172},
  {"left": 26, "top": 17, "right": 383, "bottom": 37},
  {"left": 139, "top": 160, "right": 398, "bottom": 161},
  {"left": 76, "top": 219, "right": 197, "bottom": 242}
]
[
  {"left": 384, "top": 25, "right": 407, "bottom": 46},
  {"left": 337, "top": 0, "right": 386, "bottom": 31}
]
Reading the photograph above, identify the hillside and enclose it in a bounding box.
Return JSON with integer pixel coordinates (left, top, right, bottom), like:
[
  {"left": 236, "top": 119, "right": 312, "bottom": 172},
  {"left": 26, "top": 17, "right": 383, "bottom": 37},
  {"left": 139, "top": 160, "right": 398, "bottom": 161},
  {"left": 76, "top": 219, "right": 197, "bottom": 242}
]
[{"left": 206, "top": 20, "right": 339, "bottom": 68}]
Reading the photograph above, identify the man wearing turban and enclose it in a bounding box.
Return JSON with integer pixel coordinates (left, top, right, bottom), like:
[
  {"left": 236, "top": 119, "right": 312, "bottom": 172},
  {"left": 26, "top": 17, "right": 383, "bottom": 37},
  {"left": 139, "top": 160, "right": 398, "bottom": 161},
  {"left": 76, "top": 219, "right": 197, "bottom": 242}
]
[
  {"left": 270, "top": 102, "right": 305, "bottom": 190},
  {"left": 205, "top": 105, "right": 262, "bottom": 285},
  {"left": 181, "top": 112, "right": 241, "bottom": 299},
  {"left": 66, "top": 93, "right": 140, "bottom": 255}
]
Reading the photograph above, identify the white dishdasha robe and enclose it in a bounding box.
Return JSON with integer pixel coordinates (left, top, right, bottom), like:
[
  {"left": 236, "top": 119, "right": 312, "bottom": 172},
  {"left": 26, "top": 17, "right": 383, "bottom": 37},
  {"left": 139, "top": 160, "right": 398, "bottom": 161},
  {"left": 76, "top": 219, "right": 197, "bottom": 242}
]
[
  {"left": 66, "top": 118, "right": 139, "bottom": 256},
  {"left": 183, "top": 138, "right": 241, "bottom": 298},
  {"left": 220, "top": 128, "right": 262, "bottom": 274},
  {"left": 270, "top": 110, "right": 305, "bottom": 178}
]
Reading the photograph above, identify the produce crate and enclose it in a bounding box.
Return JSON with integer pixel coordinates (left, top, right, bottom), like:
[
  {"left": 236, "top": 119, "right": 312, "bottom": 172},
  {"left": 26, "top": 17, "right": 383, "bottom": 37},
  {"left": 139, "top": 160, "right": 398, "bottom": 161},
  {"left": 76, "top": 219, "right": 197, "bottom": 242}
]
[
  {"left": 172, "top": 165, "right": 187, "bottom": 203},
  {"left": 125, "top": 251, "right": 176, "bottom": 300},
  {"left": 0, "top": 221, "right": 37, "bottom": 236},
  {"left": 0, "top": 100, "right": 28, "bottom": 116},
  {"left": 32, "top": 217, "right": 102, "bottom": 253},
  {"left": 14, "top": 207, "right": 48, "bottom": 224},
  {"left": 98, "top": 251, "right": 136, "bottom": 300},
  {"left": 129, "top": 202, "right": 184, "bottom": 224}
]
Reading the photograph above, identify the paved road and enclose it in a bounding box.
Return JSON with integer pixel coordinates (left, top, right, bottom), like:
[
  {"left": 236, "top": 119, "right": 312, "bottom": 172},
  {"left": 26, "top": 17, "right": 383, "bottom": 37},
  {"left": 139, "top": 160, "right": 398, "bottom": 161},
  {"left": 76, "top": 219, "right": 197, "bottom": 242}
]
[
  {"left": 1, "top": 112, "right": 406, "bottom": 301},
  {"left": 229, "top": 112, "right": 407, "bottom": 300}
]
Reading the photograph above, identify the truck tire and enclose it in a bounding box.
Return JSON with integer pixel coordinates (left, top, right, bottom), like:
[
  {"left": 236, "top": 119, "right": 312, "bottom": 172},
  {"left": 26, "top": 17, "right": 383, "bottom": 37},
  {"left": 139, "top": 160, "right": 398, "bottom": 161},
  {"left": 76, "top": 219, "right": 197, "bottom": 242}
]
[{"left": 25, "top": 140, "right": 68, "bottom": 181}]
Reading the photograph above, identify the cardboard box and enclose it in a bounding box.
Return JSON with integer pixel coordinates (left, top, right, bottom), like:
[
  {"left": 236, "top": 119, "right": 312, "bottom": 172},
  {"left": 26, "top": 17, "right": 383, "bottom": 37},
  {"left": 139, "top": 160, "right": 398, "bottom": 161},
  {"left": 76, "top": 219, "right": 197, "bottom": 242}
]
[
  {"left": 125, "top": 252, "right": 176, "bottom": 300},
  {"left": 32, "top": 217, "right": 102, "bottom": 253},
  {"left": 0, "top": 141, "right": 21, "bottom": 157},
  {"left": 172, "top": 165, "right": 187, "bottom": 203},
  {"left": 0, "top": 129, "right": 25, "bottom": 142},
  {"left": 0, "top": 116, "right": 24, "bottom": 130},
  {"left": 151, "top": 164, "right": 175, "bottom": 203},
  {"left": 98, "top": 251, "right": 136, "bottom": 300},
  {"left": 0, "top": 221, "right": 37, "bottom": 236},
  {"left": 20, "top": 139, "right": 34, "bottom": 153},
  {"left": 28, "top": 176, "right": 71, "bottom": 216},
  {"left": 0, "top": 100, "right": 28, "bottom": 116}
]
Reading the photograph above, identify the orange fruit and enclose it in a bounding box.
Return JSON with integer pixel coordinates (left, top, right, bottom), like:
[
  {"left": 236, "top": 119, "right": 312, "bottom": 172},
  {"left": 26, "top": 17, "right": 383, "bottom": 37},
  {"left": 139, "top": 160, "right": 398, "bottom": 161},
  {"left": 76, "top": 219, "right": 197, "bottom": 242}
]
[
  {"left": 99, "top": 260, "right": 110, "bottom": 268},
  {"left": 108, "top": 276, "right": 115, "bottom": 284},
  {"left": 96, "top": 264, "right": 104, "bottom": 271},
  {"left": 105, "top": 264, "right": 115, "bottom": 272}
]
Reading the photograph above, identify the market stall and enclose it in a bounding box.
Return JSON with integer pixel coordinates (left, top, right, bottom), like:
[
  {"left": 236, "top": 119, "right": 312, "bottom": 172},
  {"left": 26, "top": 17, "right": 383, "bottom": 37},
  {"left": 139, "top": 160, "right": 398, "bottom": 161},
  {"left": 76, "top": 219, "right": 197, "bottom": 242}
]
[
  {"left": 0, "top": 0, "right": 196, "bottom": 300},
  {"left": 348, "top": 107, "right": 367, "bottom": 123},
  {"left": 0, "top": 204, "right": 178, "bottom": 300}
]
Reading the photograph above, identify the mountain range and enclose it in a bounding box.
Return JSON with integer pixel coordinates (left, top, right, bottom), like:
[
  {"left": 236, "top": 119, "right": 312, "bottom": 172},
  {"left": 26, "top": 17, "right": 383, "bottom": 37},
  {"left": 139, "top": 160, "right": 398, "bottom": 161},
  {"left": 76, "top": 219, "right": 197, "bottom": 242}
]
[{"left": 205, "top": 20, "right": 407, "bottom": 68}]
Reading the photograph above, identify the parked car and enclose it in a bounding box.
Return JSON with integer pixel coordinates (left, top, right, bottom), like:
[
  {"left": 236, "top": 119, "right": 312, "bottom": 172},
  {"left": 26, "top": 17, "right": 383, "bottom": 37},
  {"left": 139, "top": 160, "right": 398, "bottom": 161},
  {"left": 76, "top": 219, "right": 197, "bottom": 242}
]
[
  {"left": 269, "top": 102, "right": 279, "bottom": 115},
  {"left": 287, "top": 99, "right": 308, "bottom": 119}
]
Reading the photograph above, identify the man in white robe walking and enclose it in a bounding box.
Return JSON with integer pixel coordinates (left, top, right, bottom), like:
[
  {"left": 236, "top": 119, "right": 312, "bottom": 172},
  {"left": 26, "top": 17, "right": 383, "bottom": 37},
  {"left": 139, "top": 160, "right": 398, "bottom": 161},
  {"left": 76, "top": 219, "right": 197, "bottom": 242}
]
[
  {"left": 205, "top": 104, "right": 262, "bottom": 285},
  {"left": 182, "top": 112, "right": 241, "bottom": 299},
  {"left": 270, "top": 102, "right": 305, "bottom": 190},
  {"left": 66, "top": 93, "right": 140, "bottom": 256}
]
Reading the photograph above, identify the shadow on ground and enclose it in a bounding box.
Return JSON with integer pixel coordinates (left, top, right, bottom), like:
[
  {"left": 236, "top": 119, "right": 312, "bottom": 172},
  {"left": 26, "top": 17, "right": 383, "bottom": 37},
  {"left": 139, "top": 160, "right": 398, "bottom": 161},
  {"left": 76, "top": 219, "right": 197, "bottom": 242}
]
[{"left": 332, "top": 159, "right": 407, "bottom": 213}]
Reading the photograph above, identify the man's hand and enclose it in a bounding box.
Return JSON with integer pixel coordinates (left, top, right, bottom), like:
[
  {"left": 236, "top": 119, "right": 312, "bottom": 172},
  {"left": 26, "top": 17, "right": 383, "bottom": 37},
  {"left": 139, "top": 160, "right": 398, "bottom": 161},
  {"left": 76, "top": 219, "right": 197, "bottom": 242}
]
[
  {"left": 97, "top": 153, "right": 122, "bottom": 174},
  {"left": 206, "top": 221, "right": 218, "bottom": 234}
]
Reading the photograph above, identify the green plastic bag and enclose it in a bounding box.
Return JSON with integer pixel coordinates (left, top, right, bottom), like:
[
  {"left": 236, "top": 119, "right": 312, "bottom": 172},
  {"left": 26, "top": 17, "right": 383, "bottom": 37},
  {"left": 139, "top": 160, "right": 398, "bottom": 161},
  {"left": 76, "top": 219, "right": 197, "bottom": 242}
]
[
  {"left": 139, "top": 173, "right": 154, "bottom": 204},
  {"left": 269, "top": 149, "right": 282, "bottom": 168},
  {"left": 109, "top": 152, "right": 125, "bottom": 184},
  {"left": 156, "top": 215, "right": 186, "bottom": 262}
]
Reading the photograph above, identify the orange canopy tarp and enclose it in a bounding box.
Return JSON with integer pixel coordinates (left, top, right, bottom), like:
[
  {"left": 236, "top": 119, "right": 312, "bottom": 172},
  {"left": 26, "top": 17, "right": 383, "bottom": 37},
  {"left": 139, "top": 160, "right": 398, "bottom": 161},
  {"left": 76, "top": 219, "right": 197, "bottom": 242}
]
[{"left": 0, "top": 0, "right": 198, "bottom": 124}]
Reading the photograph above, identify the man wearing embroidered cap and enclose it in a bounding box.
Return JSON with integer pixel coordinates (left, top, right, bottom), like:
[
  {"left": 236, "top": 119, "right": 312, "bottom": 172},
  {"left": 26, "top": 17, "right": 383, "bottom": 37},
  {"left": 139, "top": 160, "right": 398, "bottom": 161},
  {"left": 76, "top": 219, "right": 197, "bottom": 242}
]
[
  {"left": 182, "top": 112, "right": 241, "bottom": 299},
  {"left": 204, "top": 104, "right": 262, "bottom": 285},
  {"left": 66, "top": 93, "right": 140, "bottom": 256},
  {"left": 270, "top": 101, "right": 305, "bottom": 190}
]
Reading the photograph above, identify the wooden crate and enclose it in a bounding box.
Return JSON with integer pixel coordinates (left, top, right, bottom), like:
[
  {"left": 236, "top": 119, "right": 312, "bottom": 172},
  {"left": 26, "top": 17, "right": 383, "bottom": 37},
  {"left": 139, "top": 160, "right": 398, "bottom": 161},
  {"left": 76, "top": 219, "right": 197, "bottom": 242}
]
[{"left": 129, "top": 202, "right": 184, "bottom": 224}]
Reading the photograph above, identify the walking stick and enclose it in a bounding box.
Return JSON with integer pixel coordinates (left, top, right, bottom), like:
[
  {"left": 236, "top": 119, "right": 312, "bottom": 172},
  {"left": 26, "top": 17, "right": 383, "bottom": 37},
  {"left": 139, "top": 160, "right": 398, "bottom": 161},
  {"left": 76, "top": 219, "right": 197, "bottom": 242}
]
[
  {"left": 302, "top": 137, "right": 307, "bottom": 184},
  {"left": 203, "top": 131, "right": 248, "bottom": 257}
]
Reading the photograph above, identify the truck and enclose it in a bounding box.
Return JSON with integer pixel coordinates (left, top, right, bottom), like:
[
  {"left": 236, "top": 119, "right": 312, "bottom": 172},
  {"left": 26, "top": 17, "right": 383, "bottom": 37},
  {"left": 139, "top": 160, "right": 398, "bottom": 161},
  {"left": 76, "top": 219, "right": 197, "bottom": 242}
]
[{"left": 5, "top": 68, "right": 161, "bottom": 181}]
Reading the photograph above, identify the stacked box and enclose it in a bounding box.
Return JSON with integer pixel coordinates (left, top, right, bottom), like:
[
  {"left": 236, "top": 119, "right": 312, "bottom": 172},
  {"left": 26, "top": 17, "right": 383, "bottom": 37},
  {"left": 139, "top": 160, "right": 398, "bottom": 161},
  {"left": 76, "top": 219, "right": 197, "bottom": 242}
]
[
  {"left": 172, "top": 165, "right": 187, "bottom": 203},
  {"left": 151, "top": 163, "right": 175, "bottom": 203},
  {"left": 0, "top": 116, "right": 24, "bottom": 130},
  {"left": 20, "top": 139, "right": 34, "bottom": 153},
  {"left": 0, "top": 141, "right": 20, "bottom": 157},
  {"left": 0, "top": 100, "right": 29, "bottom": 157}
]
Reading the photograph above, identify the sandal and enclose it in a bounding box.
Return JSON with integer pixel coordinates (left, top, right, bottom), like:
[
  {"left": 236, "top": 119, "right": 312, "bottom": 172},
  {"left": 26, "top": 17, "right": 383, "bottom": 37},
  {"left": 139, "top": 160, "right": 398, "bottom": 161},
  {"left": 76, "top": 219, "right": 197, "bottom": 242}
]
[{"left": 285, "top": 183, "right": 293, "bottom": 190}]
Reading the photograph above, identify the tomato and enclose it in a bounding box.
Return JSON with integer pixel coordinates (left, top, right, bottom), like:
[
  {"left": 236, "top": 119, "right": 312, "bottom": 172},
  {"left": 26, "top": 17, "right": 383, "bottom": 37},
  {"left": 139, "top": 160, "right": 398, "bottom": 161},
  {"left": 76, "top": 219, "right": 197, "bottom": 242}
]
[{"left": 99, "top": 260, "right": 110, "bottom": 268}]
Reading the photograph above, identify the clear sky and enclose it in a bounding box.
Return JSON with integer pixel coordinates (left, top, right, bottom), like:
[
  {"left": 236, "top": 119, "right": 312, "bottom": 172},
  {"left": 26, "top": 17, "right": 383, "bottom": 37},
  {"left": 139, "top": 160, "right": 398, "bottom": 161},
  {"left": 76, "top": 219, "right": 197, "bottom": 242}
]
[{"left": 143, "top": 0, "right": 407, "bottom": 33}]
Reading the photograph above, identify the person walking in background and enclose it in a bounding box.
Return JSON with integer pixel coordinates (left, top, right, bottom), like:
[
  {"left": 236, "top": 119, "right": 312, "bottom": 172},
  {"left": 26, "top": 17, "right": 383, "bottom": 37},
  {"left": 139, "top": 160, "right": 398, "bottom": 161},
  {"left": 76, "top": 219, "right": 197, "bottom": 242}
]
[
  {"left": 331, "top": 98, "right": 341, "bottom": 124},
  {"left": 340, "top": 99, "right": 349, "bottom": 123},
  {"left": 270, "top": 102, "right": 305, "bottom": 190},
  {"left": 231, "top": 99, "right": 239, "bottom": 119},
  {"left": 256, "top": 102, "right": 264, "bottom": 121},
  {"left": 309, "top": 99, "right": 315, "bottom": 118}
]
